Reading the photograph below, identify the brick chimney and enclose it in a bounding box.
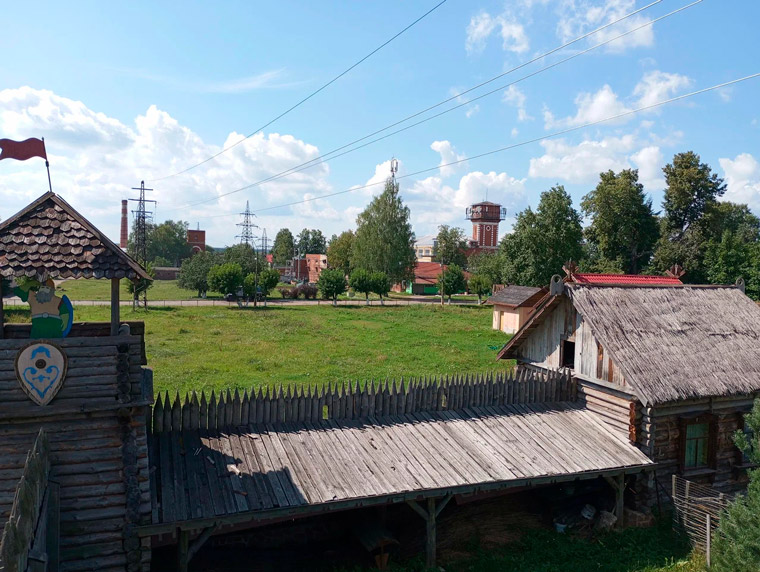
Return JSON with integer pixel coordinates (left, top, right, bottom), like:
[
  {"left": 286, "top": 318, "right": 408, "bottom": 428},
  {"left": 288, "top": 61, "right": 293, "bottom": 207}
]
[{"left": 120, "top": 200, "right": 128, "bottom": 249}]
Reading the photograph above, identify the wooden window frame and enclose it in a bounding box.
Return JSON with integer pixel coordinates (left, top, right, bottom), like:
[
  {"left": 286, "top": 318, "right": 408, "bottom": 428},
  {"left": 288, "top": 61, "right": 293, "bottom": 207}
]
[
  {"left": 678, "top": 414, "right": 717, "bottom": 476},
  {"left": 560, "top": 339, "right": 575, "bottom": 369}
]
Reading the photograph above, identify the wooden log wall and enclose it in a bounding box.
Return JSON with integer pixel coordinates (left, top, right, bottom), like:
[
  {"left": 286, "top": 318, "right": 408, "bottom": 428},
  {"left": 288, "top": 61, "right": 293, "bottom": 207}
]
[
  {"left": 0, "top": 332, "right": 153, "bottom": 572},
  {"left": 576, "top": 379, "right": 639, "bottom": 440},
  {"left": 151, "top": 368, "right": 574, "bottom": 433},
  {"left": 0, "top": 429, "right": 49, "bottom": 572}
]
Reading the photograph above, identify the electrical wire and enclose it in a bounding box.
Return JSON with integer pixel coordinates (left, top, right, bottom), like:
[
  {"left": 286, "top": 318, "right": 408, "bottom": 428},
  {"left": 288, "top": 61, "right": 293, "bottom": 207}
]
[
  {"left": 149, "top": 0, "right": 448, "bottom": 182},
  {"left": 165, "top": 0, "right": 693, "bottom": 212},
  {"left": 216, "top": 72, "right": 757, "bottom": 217}
]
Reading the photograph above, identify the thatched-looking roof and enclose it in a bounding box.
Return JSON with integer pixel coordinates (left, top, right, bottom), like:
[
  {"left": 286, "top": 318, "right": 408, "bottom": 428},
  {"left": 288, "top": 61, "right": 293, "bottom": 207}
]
[
  {"left": 488, "top": 285, "right": 545, "bottom": 307},
  {"left": 570, "top": 285, "right": 760, "bottom": 405},
  {"left": 0, "top": 192, "right": 149, "bottom": 281}
]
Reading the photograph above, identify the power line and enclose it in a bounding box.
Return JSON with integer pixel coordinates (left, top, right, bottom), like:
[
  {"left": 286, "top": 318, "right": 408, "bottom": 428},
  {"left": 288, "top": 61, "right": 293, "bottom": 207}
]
[
  {"left": 163, "top": 0, "right": 682, "bottom": 213},
  {"left": 150, "top": 0, "right": 448, "bottom": 182},
  {"left": 238, "top": 72, "right": 760, "bottom": 215}
]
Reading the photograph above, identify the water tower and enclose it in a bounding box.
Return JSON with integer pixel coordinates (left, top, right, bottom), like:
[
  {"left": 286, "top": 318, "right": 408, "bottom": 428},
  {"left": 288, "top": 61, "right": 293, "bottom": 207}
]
[{"left": 466, "top": 201, "right": 506, "bottom": 248}]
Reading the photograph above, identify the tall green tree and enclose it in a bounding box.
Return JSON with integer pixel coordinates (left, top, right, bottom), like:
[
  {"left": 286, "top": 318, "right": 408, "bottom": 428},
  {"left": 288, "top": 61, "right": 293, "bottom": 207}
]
[
  {"left": 705, "top": 232, "right": 760, "bottom": 298},
  {"left": 128, "top": 220, "right": 191, "bottom": 266},
  {"left": 437, "top": 264, "right": 466, "bottom": 303},
  {"left": 271, "top": 229, "right": 295, "bottom": 265},
  {"left": 369, "top": 272, "right": 391, "bottom": 305},
  {"left": 500, "top": 186, "right": 583, "bottom": 287},
  {"left": 467, "top": 250, "right": 503, "bottom": 285},
  {"left": 468, "top": 274, "right": 492, "bottom": 304},
  {"left": 222, "top": 243, "right": 261, "bottom": 276},
  {"left": 434, "top": 225, "right": 468, "bottom": 267},
  {"left": 581, "top": 169, "right": 659, "bottom": 274},
  {"left": 178, "top": 251, "right": 217, "bottom": 297},
  {"left": 327, "top": 230, "right": 355, "bottom": 276},
  {"left": 652, "top": 151, "right": 727, "bottom": 282},
  {"left": 351, "top": 178, "right": 416, "bottom": 285},
  {"left": 296, "top": 229, "right": 327, "bottom": 254}
]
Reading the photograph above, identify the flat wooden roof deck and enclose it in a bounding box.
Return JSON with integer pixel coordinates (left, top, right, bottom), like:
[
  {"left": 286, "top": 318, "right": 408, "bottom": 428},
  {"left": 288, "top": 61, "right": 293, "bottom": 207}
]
[{"left": 143, "top": 401, "right": 653, "bottom": 535}]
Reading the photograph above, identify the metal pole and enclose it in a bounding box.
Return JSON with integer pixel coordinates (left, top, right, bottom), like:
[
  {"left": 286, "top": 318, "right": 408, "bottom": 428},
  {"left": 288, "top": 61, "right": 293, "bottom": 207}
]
[{"left": 42, "top": 138, "right": 53, "bottom": 192}]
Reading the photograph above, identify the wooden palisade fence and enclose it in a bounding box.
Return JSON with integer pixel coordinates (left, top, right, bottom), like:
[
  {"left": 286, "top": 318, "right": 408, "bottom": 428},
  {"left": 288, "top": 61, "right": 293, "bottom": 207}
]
[
  {"left": 152, "top": 368, "right": 573, "bottom": 433},
  {"left": 0, "top": 429, "right": 56, "bottom": 572}
]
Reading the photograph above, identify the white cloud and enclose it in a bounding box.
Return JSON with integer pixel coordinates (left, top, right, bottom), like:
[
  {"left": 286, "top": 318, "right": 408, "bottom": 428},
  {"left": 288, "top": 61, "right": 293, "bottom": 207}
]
[
  {"left": 465, "top": 11, "right": 529, "bottom": 54},
  {"left": 430, "top": 140, "right": 467, "bottom": 177},
  {"left": 511, "top": 127, "right": 519, "bottom": 138},
  {"left": 0, "top": 86, "right": 333, "bottom": 245},
  {"left": 405, "top": 171, "right": 526, "bottom": 234},
  {"left": 528, "top": 135, "right": 638, "bottom": 183},
  {"left": 357, "top": 159, "right": 402, "bottom": 197},
  {"left": 502, "top": 85, "right": 533, "bottom": 122},
  {"left": 556, "top": 0, "right": 655, "bottom": 53},
  {"left": 544, "top": 84, "right": 630, "bottom": 129},
  {"left": 633, "top": 71, "right": 692, "bottom": 108},
  {"left": 631, "top": 145, "right": 664, "bottom": 190},
  {"left": 449, "top": 87, "right": 480, "bottom": 119},
  {"left": 719, "top": 153, "right": 760, "bottom": 212},
  {"left": 466, "top": 104, "right": 480, "bottom": 118}
]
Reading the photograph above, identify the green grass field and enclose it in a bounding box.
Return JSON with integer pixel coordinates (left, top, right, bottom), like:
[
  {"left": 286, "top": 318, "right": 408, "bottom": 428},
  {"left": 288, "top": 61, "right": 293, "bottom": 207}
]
[
  {"left": 344, "top": 520, "right": 704, "bottom": 572},
  {"left": 5, "top": 304, "right": 510, "bottom": 395}
]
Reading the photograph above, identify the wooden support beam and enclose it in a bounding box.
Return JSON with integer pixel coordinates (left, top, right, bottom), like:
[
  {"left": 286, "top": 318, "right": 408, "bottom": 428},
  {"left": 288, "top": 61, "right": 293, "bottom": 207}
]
[
  {"left": 110, "top": 278, "right": 120, "bottom": 336},
  {"left": 604, "top": 474, "right": 626, "bottom": 529},
  {"left": 406, "top": 495, "right": 453, "bottom": 568},
  {"left": 177, "top": 529, "right": 189, "bottom": 572},
  {"left": 188, "top": 524, "right": 217, "bottom": 562}
]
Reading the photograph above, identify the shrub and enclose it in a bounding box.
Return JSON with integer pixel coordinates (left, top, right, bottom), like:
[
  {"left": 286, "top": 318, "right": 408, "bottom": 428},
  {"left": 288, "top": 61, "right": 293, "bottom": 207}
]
[
  {"left": 299, "top": 284, "right": 318, "bottom": 299},
  {"left": 207, "top": 263, "right": 244, "bottom": 296},
  {"left": 349, "top": 269, "right": 373, "bottom": 304},
  {"left": 317, "top": 269, "right": 347, "bottom": 305}
]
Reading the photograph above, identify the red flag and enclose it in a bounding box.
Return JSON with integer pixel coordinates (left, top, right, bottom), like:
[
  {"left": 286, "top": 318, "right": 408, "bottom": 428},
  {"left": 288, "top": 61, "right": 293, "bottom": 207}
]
[{"left": 0, "top": 138, "right": 47, "bottom": 161}]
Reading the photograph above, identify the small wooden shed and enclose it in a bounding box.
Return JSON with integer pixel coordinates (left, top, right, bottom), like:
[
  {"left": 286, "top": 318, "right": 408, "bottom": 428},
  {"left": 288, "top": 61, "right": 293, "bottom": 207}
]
[{"left": 488, "top": 285, "right": 546, "bottom": 334}]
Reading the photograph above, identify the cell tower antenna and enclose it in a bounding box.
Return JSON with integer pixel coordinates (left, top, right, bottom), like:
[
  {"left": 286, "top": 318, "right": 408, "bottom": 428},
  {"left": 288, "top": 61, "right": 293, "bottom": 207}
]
[
  {"left": 390, "top": 157, "right": 399, "bottom": 184},
  {"left": 236, "top": 200, "right": 258, "bottom": 246}
]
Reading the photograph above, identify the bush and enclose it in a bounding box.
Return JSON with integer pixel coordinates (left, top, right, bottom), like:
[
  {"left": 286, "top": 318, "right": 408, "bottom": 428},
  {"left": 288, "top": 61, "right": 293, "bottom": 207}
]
[
  {"left": 207, "top": 263, "right": 244, "bottom": 296},
  {"left": 278, "top": 287, "right": 294, "bottom": 299},
  {"left": 317, "top": 269, "right": 347, "bottom": 305},
  {"left": 349, "top": 269, "right": 373, "bottom": 304},
  {"left": 299, "top": 284, "right": 318, "bottom": 299}
]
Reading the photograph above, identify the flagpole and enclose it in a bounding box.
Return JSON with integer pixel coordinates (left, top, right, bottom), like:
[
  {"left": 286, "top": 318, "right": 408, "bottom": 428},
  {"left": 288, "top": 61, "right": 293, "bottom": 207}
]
[{"left": 42, "top": 137, "right": 52, "bottom": 193}]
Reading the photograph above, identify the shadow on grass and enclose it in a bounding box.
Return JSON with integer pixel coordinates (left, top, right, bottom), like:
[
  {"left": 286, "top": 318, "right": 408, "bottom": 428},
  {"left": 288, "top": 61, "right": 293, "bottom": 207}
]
[{"left": 334, "top": 518, "right": 697, "bottom": 572}]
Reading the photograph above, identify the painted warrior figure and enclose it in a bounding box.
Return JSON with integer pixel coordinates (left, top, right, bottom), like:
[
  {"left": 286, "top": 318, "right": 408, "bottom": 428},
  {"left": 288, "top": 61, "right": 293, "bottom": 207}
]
[{"left": 12, "top": 278, "right": 73, "bottom": 339}]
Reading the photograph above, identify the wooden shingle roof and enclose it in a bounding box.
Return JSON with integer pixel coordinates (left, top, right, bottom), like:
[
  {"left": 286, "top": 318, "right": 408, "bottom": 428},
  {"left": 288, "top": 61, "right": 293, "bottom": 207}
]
[
  {"left": 488, "top": 285, "right": 546, "bottom": 307},
  {"left": 0, "top": 192, "right": 149, "bottom": 281}
]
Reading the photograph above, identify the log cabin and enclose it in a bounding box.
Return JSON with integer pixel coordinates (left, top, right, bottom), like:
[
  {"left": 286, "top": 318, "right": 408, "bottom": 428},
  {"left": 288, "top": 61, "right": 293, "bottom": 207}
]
[{"left": 497, "top": 270, "right": 760, "bottom": 504}]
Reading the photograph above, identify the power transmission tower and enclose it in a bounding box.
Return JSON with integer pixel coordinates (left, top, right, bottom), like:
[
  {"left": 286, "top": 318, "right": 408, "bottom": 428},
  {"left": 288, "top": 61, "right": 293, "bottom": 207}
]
[
  {"left": 129, "top": 181, "right": 156, "bottom": 308},
  {"left": 236, "top": 201, "right": 258, "bottom": 246},
  {"left": 260, "top": 229, "right": 268, "bottom": 262}
]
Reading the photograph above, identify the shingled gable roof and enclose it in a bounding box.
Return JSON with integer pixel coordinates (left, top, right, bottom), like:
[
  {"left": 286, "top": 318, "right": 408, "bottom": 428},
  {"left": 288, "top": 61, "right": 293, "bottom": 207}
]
[
  {"left": 0, "top": 191, "right": 150, "bottom": 281},
  {"left": 488, "top": 285, "right": 546, "bottom": 307},
  {"left": 499, "top": 283, "right": 760, "bottom": 406}
]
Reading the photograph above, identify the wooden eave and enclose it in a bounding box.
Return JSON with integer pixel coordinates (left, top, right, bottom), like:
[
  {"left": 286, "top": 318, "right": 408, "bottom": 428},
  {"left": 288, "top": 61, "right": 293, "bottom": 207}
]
[
  {"left": 495, "top": 293, "right": 562, "bottom": 360},
  {"left": 0, "top": 191, "right": 150, "bottom": 281}
]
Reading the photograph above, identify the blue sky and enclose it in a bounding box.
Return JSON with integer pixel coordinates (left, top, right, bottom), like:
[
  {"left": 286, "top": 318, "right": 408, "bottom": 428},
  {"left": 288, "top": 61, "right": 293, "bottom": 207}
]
[{"left": 1, "top": 0, "right": 758, "bottom": 247}]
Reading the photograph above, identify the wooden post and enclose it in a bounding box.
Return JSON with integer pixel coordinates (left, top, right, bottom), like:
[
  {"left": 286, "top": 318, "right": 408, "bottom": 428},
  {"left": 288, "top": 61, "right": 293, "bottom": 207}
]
[
  {"left": 706, "top": 513, "right": 711, "bottom": 568},
  {"left": 177, "top": 529, "right": 189, "bottom": 572},
  {"left": 406, "top": 495, "right": 452, "bottom": 569},
  {"left": 616, "top": 473, "right": 625, "bottom": 528},
  {"left": 110, "top": 278, "right": 120, "bottom": 336},
  {"left": 426, "top": 497, "right": 436, "bottom": 567}
]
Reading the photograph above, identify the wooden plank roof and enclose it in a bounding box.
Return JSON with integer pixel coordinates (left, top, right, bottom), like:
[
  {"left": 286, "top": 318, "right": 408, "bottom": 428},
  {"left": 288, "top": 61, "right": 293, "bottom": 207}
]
[
  {"left": 487, "top": 285, "right": 546, "bottom": 307},
  {"left": 145, "top": 402, "right": 652, "bottom": 533},
  {"left": 0, "top": 191, "right": 150, "bottom": 281}
]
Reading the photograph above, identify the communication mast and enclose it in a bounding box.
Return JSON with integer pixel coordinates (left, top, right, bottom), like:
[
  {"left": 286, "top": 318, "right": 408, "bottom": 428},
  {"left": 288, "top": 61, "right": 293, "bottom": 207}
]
[
  {"left": 260, "top": 228, "right": 268, "bottom": 260},
  {"left": 236, "top": 201, "right": 258, "bottom": 246},
  {"left": 390, "top": 157, "right": 399, "bottom": 189}
]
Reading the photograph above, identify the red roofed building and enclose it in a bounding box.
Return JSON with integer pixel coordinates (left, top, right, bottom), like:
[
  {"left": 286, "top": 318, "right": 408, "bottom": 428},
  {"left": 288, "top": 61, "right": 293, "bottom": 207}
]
[
  {"left": 392, "top": 261, "right": 470, "bottom": 295},
  {"left": 571, "top": 273, "right": 683, "bottom": 286}
]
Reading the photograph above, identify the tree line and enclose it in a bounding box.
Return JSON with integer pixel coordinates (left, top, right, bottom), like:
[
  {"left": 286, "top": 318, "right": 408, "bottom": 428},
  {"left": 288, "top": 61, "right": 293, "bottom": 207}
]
[{"left": 469, "top": 151, "right": 760, "bottom": 299}]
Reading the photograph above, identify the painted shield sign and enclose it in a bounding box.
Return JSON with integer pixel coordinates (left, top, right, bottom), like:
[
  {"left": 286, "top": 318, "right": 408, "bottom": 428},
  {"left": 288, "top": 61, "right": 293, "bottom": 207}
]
[{"left": 15, "top": 342, "right": 68, "bottom": 406}]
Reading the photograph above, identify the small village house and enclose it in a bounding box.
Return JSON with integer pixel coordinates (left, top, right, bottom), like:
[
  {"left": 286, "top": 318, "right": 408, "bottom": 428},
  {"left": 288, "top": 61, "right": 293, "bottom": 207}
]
[
  {"left": 488, "top": 285, "right": 547, "bottom": 334},
  {"left": 497, "top": 267, "right": 760, "bottom": 503},
  {"left": 413, "top": 234, "right": 437, "bottom": 262},
  {"left": 392, "top": 261, "right": 470, "bottom": 295}
]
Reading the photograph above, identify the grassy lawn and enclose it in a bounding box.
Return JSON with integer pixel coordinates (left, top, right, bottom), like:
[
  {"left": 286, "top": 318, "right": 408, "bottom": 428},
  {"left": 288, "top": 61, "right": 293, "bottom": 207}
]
[
  {"left": 55, "top": 279, "right": 210, "bottom": 301},
  {"left": 5, "top": 304, "right": 510, "bottom": 395},
  {"left": 343, "top": 521, "right": 705, "bottom": 572}
]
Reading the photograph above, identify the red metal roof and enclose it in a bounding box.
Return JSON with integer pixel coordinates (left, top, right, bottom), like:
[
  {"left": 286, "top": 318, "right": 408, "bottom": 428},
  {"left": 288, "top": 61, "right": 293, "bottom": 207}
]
[
  {"left": 572, "top": 273, "right": 682, "bottom": 285},
  {"left": 412, "top": 262, "right": 470, "bottom": 285}
]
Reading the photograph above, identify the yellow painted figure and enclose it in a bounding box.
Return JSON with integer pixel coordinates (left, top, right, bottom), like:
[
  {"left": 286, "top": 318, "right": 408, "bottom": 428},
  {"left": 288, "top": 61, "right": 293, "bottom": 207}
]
[{"left": 13, "top": 279, "right": 73, "bottom": 339}]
